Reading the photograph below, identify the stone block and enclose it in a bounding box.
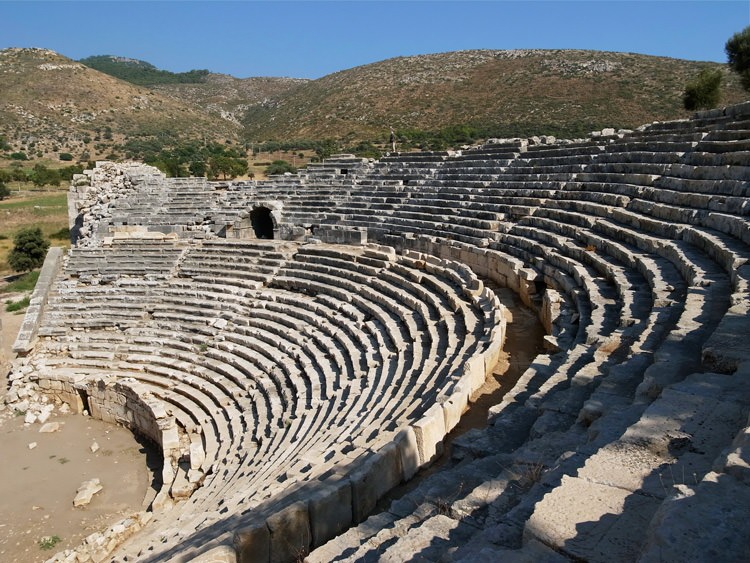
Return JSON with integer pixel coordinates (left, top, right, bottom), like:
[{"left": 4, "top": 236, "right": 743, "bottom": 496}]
[
  {"left": 308, "top": 481, "right": 352, "bottom": 547},
  {"left": 462, "top": 354, "right": 487, "bottom": 394},
  {"left": 413, "top": 404, "right": 447, "bottom": 467},
  {"left": 395, "top": 426, "right": 420, "bottom": 481},
  {"left": 267, "top": 501, "right": 311, "bottom": 563},
  {"left": 234, "top": 521, "right": 270, "bottom": 563},
  {"left": 351, "top": 443, "right": 403, "bottom": 523},
  {"left": 442, "top": 388, "right": 469, "bottom": 432}
]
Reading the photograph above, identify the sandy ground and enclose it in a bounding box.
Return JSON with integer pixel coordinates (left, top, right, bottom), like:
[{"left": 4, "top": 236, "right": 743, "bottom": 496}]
[{"left": 0, "top": 301, "right": 151, "bottom": 563}]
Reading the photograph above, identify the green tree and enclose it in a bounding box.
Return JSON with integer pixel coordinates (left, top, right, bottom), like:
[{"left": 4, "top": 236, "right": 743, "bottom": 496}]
[
  {"left": 189, "top": 160, "right": 206, "bottom": 177},
  {"left": 30, "top": 164, "right": 61, "bottom": 187},
  {"left": 265, "top": 160, "right": 297, "bottom": 175},
  {"left": 0, "top": 181, "right": 10, "bottom": 200},
  {"left": 683, "top": 69, "right": 723, "bottom": 111},
  {"left": 8, "top": 227, "right": 50, "bottom": 272},
  {"left": 726, "top": 25, "right": 750, "bottom": 91}
]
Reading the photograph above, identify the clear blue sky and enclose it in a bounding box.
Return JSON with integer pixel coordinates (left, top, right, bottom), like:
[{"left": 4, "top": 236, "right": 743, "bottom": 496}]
[{"left": 0, "top": 1, "right": 748, "bottom": 79}]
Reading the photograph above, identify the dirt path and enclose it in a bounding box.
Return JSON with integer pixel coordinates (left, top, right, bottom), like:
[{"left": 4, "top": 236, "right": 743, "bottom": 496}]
[{"left": 0, "top": 302, "right": 151, "bottom": 563}]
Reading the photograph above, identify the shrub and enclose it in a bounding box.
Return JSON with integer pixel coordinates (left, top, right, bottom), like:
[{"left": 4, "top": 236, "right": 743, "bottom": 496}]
[
  {"left": 58, "top": 152, "right": 73, "bottom": 161},
  {"left": 265, "top": 160, "right": 297, "bottom": 175},
  {"left": 10, "top": 152, "right": 27, "bottom": 160},
  {"left": 683, "top": 69, "right": 722, "bottom": 111},
  {"left": 8, "top": 227, "right": 50, "bottom": 272}
]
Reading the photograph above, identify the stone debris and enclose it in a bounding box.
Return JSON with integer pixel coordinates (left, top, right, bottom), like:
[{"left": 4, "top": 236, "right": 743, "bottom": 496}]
[
  {"left": 28, "top": 442, "right": 37, "bottom": 450},
  {"left": 73, "top": 478, "right": 103, "bottom": 507},
  {"left": 90, "top": 441, "right": 99, "bottom": 453},
  {"left": 38, "top": 422, "right": 60, "bottom": 433}
]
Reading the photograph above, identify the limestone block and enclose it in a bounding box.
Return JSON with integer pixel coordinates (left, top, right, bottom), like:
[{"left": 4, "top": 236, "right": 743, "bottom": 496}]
[
  {"left": 74, "top": 478, "right": 103, "bottom": 507},
  {"left": 413, "top": 404, "right": 447, "bottom": 467},
  {"left": 639, "top": 472, "right": 750, "bottom": 563},
  {"left": 395, "top": 426, "right": 420, "bottom": 481},
  {"left": 185, "top": 544, "right": 237, "bottom": 563},
  {"left": 190, "top": 440, "right": 206, "bottom": 471},
  {"left": 524, "top": 475, "right": 660, "bottom": 561},
  {"left": 267, "top": 501, "right": 311, "bottom": 563},
  {"left": 462, "top": 354, "right": 487, "bottom": 395},
  {"left": 234, "top": 521, "right": 270, "bottom": 563},
  {"left": 308, "top": 481, "right": 352, "bottom": 547},
  {"left": 350, "top": 443, "right": 403, "bottom": 523},
  {"left": 442, "top": 388, "right": 469, "bottom": 432},
  {"left": 702, "top": 304, "right": 750, "bottom": 374},
  {"left": 39, "top": 421, "right": 60, "bottom": 433}
]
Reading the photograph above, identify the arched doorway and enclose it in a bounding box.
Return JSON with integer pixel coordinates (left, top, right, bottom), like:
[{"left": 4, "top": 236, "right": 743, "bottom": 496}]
[{"left": 250, "top": 207, "right": 275, "bottom": 239}]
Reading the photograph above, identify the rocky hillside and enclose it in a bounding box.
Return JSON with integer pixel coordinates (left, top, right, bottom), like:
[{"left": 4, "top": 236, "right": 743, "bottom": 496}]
[
  {"left": 242, "top": 49, "right": 748, "bottom": 141},
  {"left": 0, "top": 48, "right": 240, "bottom": 160},
  {"left": 1, "top": 47, "right": 746, "bottom": 160},
  {"left": 153, "top": 74, "right": 308, "bottom": 126}
]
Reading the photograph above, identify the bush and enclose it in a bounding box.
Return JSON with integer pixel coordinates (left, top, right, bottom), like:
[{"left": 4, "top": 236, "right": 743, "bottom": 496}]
[
  {"left": 10, "top": 152, "right": 27, "bottom": 160},
  {"left": 59, "top": 152, "right": 73, "bottom": 161},
  {"left": 0, "top": 181, "right": 10, "bottom": 200},
  {"left": 683, "top": 69, "right": 722, "bottom": 111},
  {"left": 8, "top": 227, "right": 50, "bottom": 272}
]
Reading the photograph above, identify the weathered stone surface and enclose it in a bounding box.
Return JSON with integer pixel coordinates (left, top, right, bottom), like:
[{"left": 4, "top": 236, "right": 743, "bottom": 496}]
[
  {"left": 639, "top": 473, "right": 750, "bottom": 562},
  {"left": 39, "top": 421, "right": 60, "bottom": 433},
  {"left": 73, "top": 478, "right": 103, "bottom": 507},
  {"left": 525, "top": 475, "right": 660, "bottom": 560},
  {"left": 308, "top": 481, "right": 352, "bottom": 547},
  {"left": 267, "top": 501, "right": 311, "bottom": 563},
  {"left": 234, "top": 523, "right": 270, "bottom": 563}
]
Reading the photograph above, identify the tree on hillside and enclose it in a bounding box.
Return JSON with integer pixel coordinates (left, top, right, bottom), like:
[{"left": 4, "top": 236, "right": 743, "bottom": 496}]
[
  {"left": 8, "top": 227, "right": 50, "bottom": 272},
  {"left": 726, "top": 25, "right": 750, "bottom": 91},
  {"left": 683, "top": 69, "right": 722, "bottom": 111},
  {"left": 0, "top": 180, "right": 10, "bottom": 200},
  {"left": 208, "top": 156, "right": 247, "bottom": 180},
  {"left": 265, "top": 160, "right": 297, "bottom": 175}
]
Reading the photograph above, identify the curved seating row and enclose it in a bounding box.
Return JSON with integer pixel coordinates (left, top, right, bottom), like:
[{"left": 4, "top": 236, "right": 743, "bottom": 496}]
[{"left": 9, "top": 238, "right": 501, "bottom": 561}]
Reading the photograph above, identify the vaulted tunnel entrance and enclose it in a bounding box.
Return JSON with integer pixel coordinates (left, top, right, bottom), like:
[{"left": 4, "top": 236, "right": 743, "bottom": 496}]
[{"left": 250, "top": 207, "right": 275, "bottom": 239}]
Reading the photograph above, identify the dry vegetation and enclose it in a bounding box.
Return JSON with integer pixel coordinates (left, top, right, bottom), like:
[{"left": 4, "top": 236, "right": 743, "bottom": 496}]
[
  {"left": 0, "top": 48, "right": 240, "bottom": 161},
  {"left": 241, "top": 49, "right": 748, "bottom": 141}
]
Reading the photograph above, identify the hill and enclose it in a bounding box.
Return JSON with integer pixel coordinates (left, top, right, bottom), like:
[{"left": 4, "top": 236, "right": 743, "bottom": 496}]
[
  {"left": 1, "top": 48, "right": 747, "bottom": 162},
  {"left": 0, "top": 48, "right": 240, "bottom": 162},
  {"left": 240, "top": 49, "right": 748, "bottom": 141}
]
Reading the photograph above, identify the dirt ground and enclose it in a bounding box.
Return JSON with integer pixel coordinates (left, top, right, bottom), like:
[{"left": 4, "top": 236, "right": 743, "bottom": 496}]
[
  {"left": 378, "top": 284, "right": 547, "bottom": 505},
  {"left": 0, "top": 305, "right": 151, "bottom": 563}
]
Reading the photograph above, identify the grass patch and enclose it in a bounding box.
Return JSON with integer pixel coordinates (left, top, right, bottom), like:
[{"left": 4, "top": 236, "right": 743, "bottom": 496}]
[
  {"left": 50, "top": 226, "right": 71, "bottom": 240},
  {"left": 38, "top": 535, "right": 62, "bottom": 550},
  {"left": 5, "top": 295, "right": 30, "bottom": 312},
  {"left": 2, "top": 270, "right": 39, "bottom": 293}
]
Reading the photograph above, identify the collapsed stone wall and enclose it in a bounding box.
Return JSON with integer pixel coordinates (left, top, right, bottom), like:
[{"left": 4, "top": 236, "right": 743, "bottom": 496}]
[{"left": 69, "top": 161, "right": 166, "bottom": 247}]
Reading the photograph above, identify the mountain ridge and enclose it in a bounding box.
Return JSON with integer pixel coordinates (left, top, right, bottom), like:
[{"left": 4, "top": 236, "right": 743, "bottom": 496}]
[{"left": 0, "top": 46, "right": 746, "bottom": 163}]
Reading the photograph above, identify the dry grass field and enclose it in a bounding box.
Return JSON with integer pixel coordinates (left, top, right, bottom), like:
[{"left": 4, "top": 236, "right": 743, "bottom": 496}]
[{"left": 0, "top": 187, "right": 69, "bottom": 276}]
